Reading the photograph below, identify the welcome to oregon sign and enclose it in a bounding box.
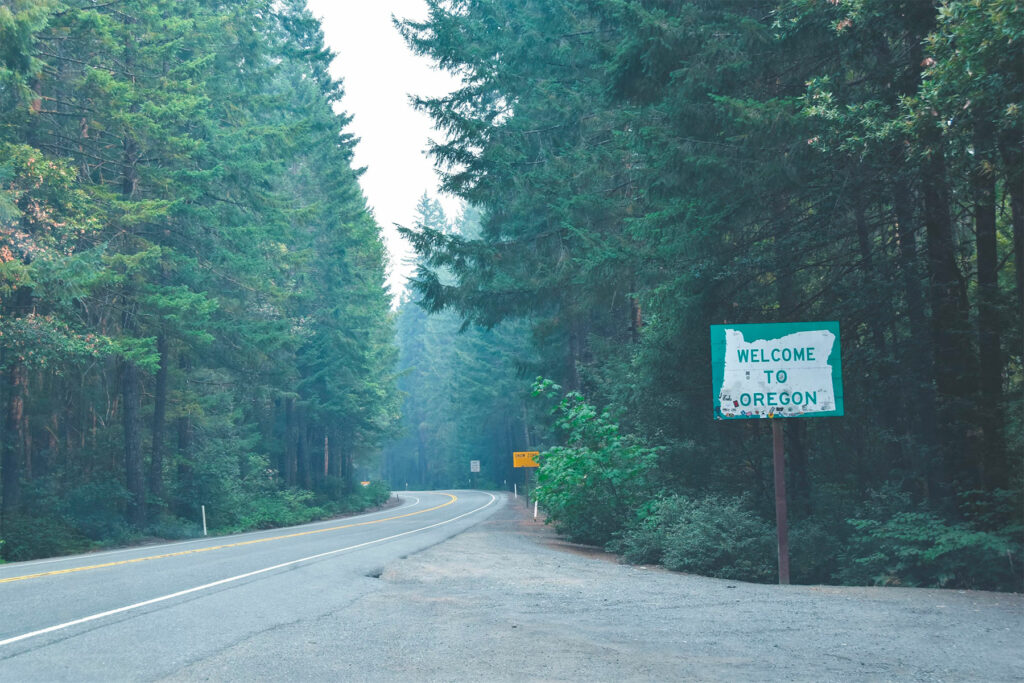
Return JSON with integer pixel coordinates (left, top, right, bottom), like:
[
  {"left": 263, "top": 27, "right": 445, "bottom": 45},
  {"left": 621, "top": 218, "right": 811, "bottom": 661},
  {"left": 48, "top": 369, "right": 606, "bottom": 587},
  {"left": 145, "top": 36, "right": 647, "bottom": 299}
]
[{"left": 710, "top": 322, "right": 843, "bottom": 419}]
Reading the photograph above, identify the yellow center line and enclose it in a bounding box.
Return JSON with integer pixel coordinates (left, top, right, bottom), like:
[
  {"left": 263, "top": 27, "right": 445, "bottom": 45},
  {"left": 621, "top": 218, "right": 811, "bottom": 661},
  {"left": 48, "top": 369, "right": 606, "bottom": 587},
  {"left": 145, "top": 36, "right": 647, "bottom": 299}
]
[{"left": 0, "top": 494, "right": 457, "bottom": 584}]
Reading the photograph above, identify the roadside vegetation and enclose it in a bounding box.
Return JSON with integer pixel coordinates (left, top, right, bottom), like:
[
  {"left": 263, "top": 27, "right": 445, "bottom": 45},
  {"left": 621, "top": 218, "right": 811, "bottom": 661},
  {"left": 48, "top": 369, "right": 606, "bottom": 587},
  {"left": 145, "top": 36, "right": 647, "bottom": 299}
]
[
  {"left": 3, "top": 1, "right": 1021, "bottom": 589},
  {"left": 393, "top": 0, "right": 1023, "bottom": 591},
  {"left": 0, "top": 2, "right": 398, "bottom": 560}
]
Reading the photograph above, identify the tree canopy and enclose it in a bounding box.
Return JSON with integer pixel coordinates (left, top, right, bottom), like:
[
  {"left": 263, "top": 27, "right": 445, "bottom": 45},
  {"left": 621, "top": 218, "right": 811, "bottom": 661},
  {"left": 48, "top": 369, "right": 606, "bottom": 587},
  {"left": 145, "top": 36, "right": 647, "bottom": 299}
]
[
  {"left": 0, "top": 0, "right": 396, "bottom": 559},
  {"left": 398, "top": 0, "right": 1023, "bottom": 590}
]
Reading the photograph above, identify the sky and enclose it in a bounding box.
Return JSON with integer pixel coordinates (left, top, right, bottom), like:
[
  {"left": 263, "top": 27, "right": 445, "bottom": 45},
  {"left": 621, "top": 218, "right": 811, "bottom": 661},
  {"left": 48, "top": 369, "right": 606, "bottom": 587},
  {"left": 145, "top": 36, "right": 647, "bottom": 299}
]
[{"left": 305, "top": 0, "right": 463, "bottom": 301}]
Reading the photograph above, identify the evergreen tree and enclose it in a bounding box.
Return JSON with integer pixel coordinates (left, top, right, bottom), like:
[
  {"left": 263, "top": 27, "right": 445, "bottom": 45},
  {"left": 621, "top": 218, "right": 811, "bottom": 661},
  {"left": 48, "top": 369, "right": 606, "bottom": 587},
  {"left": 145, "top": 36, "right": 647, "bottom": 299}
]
[
  {"left": 0, "top": 0, "right": 398, "bottom": 557},
  {"left": 398, "top": 0, "right": 1022, "bottom": 588}
]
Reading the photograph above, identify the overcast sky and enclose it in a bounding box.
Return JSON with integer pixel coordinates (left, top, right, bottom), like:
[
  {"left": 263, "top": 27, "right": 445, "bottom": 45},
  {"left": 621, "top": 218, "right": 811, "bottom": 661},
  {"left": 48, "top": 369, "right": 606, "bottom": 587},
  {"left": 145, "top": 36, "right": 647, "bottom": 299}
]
[{"left": 305, "top": 0, "right": 462, "bottom": 301}]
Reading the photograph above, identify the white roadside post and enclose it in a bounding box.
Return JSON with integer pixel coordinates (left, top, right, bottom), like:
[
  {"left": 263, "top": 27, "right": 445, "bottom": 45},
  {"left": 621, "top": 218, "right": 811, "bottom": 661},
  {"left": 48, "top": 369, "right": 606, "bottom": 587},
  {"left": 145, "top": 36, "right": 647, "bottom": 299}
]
[{"left": 201, "top": 505, "right": 207, "bottom": 536}]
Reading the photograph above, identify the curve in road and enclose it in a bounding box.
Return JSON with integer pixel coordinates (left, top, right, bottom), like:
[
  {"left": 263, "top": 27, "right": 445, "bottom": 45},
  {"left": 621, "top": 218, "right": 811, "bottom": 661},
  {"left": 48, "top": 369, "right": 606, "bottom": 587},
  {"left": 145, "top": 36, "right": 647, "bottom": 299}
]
[{"left": 0, "top": 490, "right": 499, "bottom": 671}]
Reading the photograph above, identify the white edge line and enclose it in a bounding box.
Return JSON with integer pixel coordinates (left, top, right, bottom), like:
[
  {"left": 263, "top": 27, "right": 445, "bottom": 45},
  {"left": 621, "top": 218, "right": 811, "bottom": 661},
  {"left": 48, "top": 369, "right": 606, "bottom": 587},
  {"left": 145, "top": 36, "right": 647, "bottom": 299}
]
[
  {"left": 0, "top": 492, "right": 496, "bottom": 648},
  {"left": 0, "top": 495, "right": 423, "bottom": 572}
]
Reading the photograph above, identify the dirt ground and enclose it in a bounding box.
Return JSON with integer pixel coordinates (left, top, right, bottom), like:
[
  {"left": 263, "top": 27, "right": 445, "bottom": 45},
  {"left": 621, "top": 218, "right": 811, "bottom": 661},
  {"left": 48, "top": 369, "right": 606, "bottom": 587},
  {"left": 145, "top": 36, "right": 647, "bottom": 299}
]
[
  {"left": 314, "top": 495, "right": 1024, "bottom": 681},
  {"left": 161, "top": 494, "right": 1023, "bottom": 682}
]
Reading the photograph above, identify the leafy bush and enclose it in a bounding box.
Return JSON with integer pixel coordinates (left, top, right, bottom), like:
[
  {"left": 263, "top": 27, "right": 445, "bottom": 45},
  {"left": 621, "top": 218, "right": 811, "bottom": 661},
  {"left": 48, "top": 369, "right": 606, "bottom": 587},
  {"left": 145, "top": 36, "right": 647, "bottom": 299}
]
[
  {"left": 144, "top": 515, "right": 202, "bottom": 540},
  {"left": 230, "top": 487, "right": 326, "bottom": 531},
  {"left": 218, "top": 480, "right": 392, "bottom": 533},
  {"left": 1, "top": 513, "right": 92, "bottom": 561},
  {"left": 63, "top": 479, "right": 134, "bottom": 542},
  {"left": 347, "top": 480, "right": 391, "bottom": 511},
  {"left": 837, "top": 510, "right": 1023, "bottom": 591},
  {"left": 532, "top": 380, "right": 659, "bottom": 545},
  {"left": 609, "top": 498, "right": 670, "bottom": 564},
  {"left": 663, "top": 495, "right": 775, "bottom": 582},
  {"left": 613, "top": 494, "right": 776, "bottom": 582},
  {"left": 788, "top": 517, "right": 843, "bottom": 584}
]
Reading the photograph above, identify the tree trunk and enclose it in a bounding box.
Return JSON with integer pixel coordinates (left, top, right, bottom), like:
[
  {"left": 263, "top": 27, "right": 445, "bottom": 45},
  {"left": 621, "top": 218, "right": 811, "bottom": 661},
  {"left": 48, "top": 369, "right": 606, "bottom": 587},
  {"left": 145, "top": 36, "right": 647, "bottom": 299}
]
[
  {"left": 854, "top": 197, "right": 888, "bottom": 355},
  {"left": 121, "top": 17, "right": 145, "bottom": 527},
  {"left": 326, "top": 430, "right": 337, "bottom": 478},
  {"left": 284, "top": 398, "right": 297, "bottom": 486},
  {"left": 892, "top": 176, "right": 939, "bottom": 500},
  {"left": 148, "top": 333, "right": 168, "bottom": 508},
  {"left": 2, "top": 357, "right": 27, "bottom": 515},
  {"left": 417, "top": 416, "right": 428, "bottom": 488},
  {"left": 174, "top": 353, "right": 194, "bottom": 517},
  {"left": 999, "top": 126, "right": 1024, "bottom": 322},
  {"left": 629, "top": 295, "right": 642, "bottom": 344},
  {"left": 122, "top": 356, "right": 146, "bottom": 527},
  {"left": 973, "top": 119, "right": 1004, "bottom": 487},
  {"left": 521, "top": 401, "right": 532, "bottom": 449},
  {"left": 853, "top": 193, "right": 903, "bottom": 468},
  {"left": 299, "top": 415, "right": 312, "bottom": 490},
  {"left": 921, "top": 131, "right": 977, "bottom": 493},
  {"left": 2, "top": 285, "right": 33, "bottom": 515}
]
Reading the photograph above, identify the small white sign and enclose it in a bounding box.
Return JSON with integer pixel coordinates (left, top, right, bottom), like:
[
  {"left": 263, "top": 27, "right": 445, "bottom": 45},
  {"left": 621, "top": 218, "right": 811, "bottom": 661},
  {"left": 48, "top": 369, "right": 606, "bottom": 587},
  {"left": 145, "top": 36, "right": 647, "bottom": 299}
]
[{"left": 470, "top": 460, "right": 480, "bottom": 473}]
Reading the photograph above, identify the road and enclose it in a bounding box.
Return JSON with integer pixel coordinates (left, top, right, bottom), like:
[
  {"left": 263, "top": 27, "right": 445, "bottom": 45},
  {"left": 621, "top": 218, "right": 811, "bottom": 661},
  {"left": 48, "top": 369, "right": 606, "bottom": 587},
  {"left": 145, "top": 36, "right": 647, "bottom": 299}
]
[
  {"left": 3, "top": 490, "right": 1022, "bottom": 681},
  {"left": 0, "top": 490, "right": 499, "bottom": 681}
]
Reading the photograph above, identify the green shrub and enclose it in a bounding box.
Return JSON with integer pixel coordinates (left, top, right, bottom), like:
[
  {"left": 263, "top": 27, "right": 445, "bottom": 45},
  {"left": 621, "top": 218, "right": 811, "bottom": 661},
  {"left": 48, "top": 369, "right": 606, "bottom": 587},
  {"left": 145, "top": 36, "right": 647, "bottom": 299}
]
[
  {"left": 609, "top": 499, "right": 670, "bottom": 564},
  {"left": 230, "top": 487, "right": 326, "bottom": 531},
  {"left": 837, "top": 510, "right": 1023, "bottom": 591},
  {"left": 789, "top": 517, "right": 843, "bottom": 584},
  {"left": 319, "top": 478, "right": 391, "bottom": 513},
  {"left": 659, "top": 495, "right": 776, "bottom": 582},
  {"left": 144, "top": 515, "right": 202, "bottom": 540},
  {"left": 63, "top": 479, "right": 134, "bottom": 542},
  {"left": 532, "top": 380, "right": 659, "bottom": 546},
  {"left": 350, "top": 480, "right": 391, "bottom": 510},
  {"left": 1, "top": 513, "right": 92, "bottom": 561},
  {"left": 612, "top": 494, "right": 776, "bottom": 583}
]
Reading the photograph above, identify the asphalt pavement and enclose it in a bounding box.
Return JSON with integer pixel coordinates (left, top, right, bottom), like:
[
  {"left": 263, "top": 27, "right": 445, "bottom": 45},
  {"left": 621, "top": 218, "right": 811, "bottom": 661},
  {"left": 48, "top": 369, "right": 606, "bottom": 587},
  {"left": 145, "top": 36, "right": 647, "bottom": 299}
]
[
  {"left": 3, "top": 491, "right": 1021, "bottom": 682},
  {"left": 0, "top": 490, "right": 499, "bottom": 680},
  {"left": 170, "top": 495, "right": 1024, "bottom": 682}
]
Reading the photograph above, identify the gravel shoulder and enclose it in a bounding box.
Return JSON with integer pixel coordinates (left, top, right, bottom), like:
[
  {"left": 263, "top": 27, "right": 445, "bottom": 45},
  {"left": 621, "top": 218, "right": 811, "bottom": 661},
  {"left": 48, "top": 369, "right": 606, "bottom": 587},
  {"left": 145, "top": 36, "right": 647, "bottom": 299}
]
[{"left": 174, "top": 493, "right": 1024, "bottom": 682}]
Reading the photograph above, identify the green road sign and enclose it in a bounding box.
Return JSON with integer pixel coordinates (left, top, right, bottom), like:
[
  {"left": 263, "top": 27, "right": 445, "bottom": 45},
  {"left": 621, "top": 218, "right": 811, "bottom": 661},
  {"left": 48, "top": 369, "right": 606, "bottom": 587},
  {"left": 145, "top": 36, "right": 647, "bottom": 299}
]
[{"left": 710, "top": 322, "right": 843, "bottom": 419}]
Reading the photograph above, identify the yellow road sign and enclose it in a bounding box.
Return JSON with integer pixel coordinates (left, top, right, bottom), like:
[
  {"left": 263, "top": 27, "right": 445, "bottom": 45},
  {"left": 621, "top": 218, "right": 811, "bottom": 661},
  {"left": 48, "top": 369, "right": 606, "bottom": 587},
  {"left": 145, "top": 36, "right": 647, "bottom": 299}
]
[{"left": 513, "top": 451, "right": 540, "bottom": 468}]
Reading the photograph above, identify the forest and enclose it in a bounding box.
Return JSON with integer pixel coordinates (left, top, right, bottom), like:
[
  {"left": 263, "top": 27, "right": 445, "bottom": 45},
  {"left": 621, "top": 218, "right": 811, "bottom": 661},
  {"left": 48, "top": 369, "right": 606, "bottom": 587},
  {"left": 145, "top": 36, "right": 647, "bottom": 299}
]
[
  {"left": 0, "top": 0, "right": 396, "bottom": 560},
  {"left": 1, "top": 0, "right": 1021, "bottom": 591},
  {"left": 393, "top": 0, "right": 1023, "bottom": 591}
]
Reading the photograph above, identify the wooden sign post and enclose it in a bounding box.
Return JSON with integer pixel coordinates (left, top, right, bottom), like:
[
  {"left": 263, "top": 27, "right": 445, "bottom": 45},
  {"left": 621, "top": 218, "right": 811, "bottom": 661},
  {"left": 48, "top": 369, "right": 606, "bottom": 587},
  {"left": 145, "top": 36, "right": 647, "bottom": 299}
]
[{"left": 710, "top": 322, "right": 844, "bottom": 584}]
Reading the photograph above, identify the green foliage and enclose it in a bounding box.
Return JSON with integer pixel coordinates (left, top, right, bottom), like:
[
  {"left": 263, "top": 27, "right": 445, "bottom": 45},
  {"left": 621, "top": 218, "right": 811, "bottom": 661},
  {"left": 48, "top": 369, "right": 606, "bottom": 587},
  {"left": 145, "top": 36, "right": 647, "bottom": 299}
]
[
  {"left": 218, "top": 482, "right": 391, "bottom": 533},
  {"left": 346, "top": 481, "right": 392, "bottom": 511},
  {"left": 230, "top": 487, "right": 326, "bottom": 531},
  {"left": 532, "top": 379, "right": 659, "bottom": 546},
  {"left": 143, "top": 515, "right": 202, "bottom": 541},
  {"left": 400, "top": 0, "right": 1022, "bottom": 591},
  {"left": 385, "top": 201, "right": 540, "bottom": 491},
  {"left": 788, "top": 517, "right": 844, "bottom": 585},
  {"left": 612, "top": 495, "right": 776, "bottom": 583},
  {"left": 838, "top": 511, "right": 1023, "bottom": 592},
  {"left": 62, "top": 479, "right": 135, "bottom": 543},
  {"left": 0, "top": 0, "right": 400, "bottom": 558},
  {"left": 1, "top": 513, "right": 92, "bottom": 561}
]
